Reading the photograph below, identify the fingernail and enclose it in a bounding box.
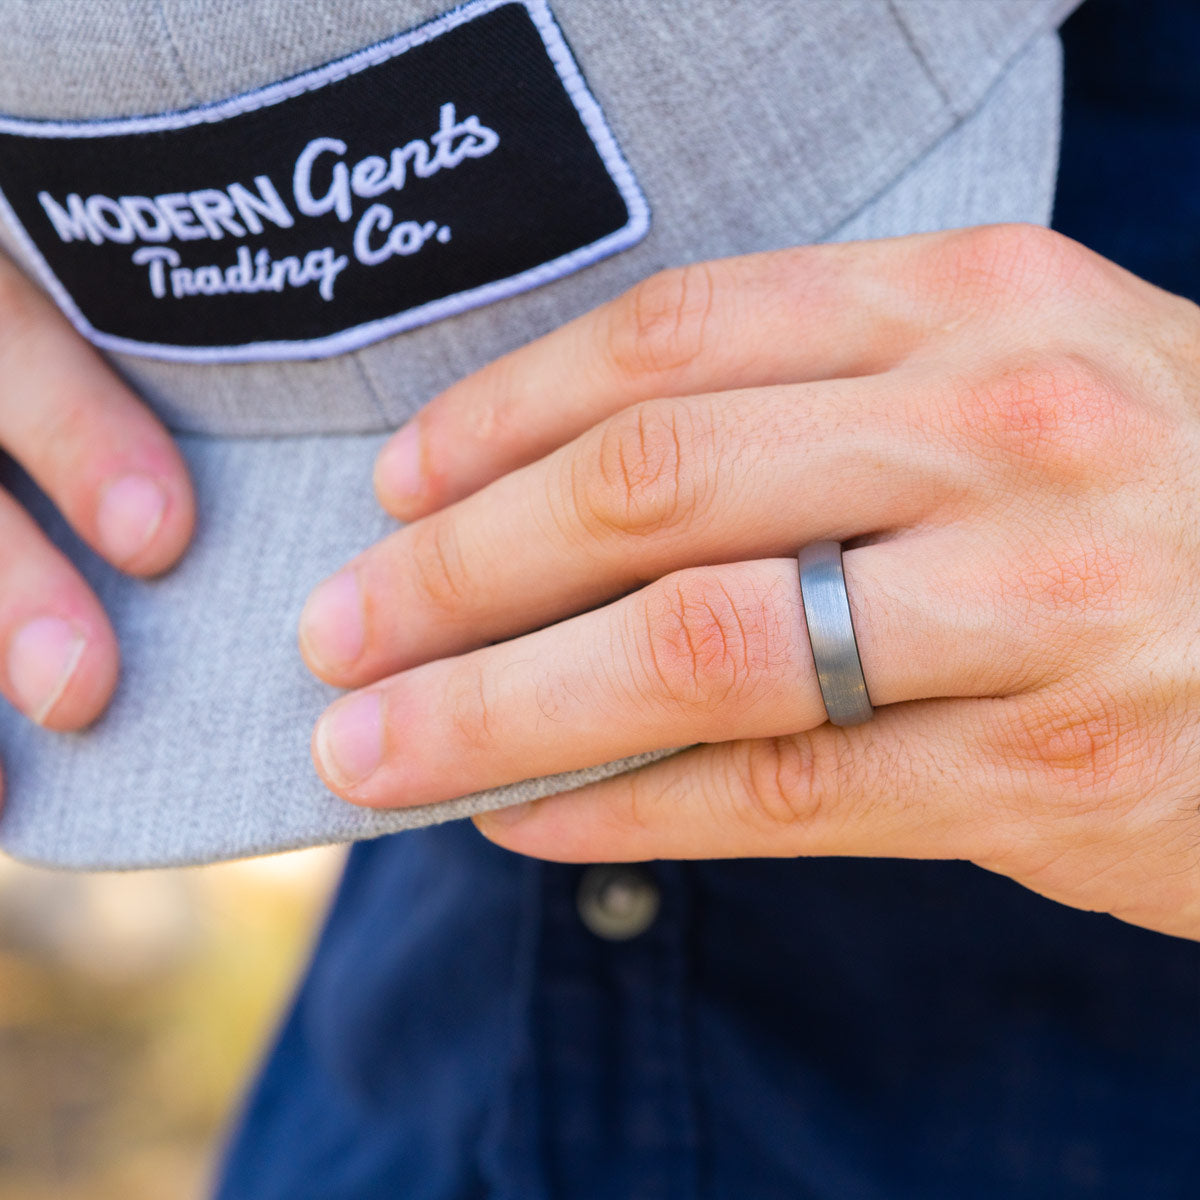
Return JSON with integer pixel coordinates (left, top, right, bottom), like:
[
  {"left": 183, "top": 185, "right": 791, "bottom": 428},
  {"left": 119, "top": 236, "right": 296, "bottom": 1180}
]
[
  {"left": 378, "top": 421, "right": 423, "bottom": 501},
  {"left": 7, "top": 616, "right": 87, "bottom": 724},
  {"left": 300, "top": 570, "right": 365, "bottom": 670},
  {"left": 97, "top": 474, "right": 167, "bottom": 565},
  {"left": 315, "top": 692, "right": 383, "bottom": 789},
  {"left": 477, "top": 800, "right": 535, "bottom": 830}
]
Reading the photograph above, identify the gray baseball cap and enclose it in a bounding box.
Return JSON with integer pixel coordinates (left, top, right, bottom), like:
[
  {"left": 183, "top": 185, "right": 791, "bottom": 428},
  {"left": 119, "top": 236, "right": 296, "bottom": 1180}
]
[{"left": 0, "top": 0, "right": 1073, "bottom": 868}]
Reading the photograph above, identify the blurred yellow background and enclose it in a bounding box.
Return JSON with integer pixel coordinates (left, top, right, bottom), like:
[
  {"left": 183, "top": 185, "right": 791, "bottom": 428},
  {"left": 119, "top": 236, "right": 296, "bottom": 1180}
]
[{"left": 0, "top": 847, "right": 346, "bottom": 1200}]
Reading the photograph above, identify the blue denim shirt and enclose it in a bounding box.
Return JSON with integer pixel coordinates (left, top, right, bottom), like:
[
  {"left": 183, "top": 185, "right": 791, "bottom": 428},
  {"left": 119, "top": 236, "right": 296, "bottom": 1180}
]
[{"left": 217, "top": 3, "right": 1200, "bottom": 1195}]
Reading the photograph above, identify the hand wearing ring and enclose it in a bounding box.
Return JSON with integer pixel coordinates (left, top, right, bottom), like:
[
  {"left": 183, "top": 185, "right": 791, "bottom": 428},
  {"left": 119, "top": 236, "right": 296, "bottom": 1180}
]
[{"left": 299, "top": 225, "right": 1200, "bottom": 942}]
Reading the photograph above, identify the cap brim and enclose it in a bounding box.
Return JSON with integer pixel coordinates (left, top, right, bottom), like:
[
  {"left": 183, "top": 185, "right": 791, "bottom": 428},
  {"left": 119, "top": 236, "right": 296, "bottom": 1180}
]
[{"left": 0, "top": 32, "right": 1063, "bottom": 869}]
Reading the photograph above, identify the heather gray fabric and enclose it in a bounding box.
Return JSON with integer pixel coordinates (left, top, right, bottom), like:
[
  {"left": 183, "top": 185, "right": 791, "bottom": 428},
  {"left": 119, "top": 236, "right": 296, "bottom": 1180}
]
[{"left": 0, "top": 1, "right": 1073, "bottom": 868}]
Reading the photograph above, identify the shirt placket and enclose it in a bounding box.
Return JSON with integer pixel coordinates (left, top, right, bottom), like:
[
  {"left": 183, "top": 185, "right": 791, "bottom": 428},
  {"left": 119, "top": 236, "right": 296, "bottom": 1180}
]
[{"left": 513, "top": 859, "right": 700, "bottom": 1200}]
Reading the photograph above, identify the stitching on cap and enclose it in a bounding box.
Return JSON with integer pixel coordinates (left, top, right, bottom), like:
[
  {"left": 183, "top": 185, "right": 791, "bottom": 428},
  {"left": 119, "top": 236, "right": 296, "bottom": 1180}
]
[
  {"left": 154, "top": 0, "right": 200, "bottom": 105},
  {"left": 0, "top": 0, "right": 651, "bottom": 365},
  {"left": 884, "top": 0, "right": 955, "bottom": 114}
]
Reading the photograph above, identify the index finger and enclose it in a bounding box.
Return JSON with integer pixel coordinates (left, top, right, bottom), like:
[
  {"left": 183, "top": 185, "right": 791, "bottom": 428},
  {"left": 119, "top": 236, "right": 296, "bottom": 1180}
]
[{"left": 373, "top": 230, "right": 982, "bottom": 520}]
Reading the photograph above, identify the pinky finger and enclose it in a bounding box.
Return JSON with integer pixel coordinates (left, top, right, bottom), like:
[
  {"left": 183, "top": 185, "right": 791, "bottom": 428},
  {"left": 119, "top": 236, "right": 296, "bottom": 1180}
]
[{"left": 473, "top": 700, "right": 1000, "bottom": 864}]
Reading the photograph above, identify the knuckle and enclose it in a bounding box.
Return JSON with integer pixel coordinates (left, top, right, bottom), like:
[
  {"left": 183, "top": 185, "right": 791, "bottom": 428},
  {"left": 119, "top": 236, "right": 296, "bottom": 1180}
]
[
  {"left": 731, "top": 736, "right": 827, "bottom": 832},
  {"left": 987, "top": 684, "right": 1145, "bottom": 803},
  {"left": 951, "top": 353, "right": 1139, "bottom": 478},
  {"left": 621, "top": 759, "right": 679, "bottom": 836},
  {"left": 38, "top": 391, "right": 94, "bottom": 454},
  {"left": 632, "top": 569, "right": 786, "bottom": 726},
  {"left": 19, "top": 391, "right": 109, "bottom": 516},
  {"left": 935, "top": 223, "right": 1091, "bottom": 309},
  {"left": 445, "top": 662, "right": 499, "bottom": 757},
  {"left": 605, "top": 263, "right": 717, "bottom": 383},
  {"left": 978, "top": 686, "right": 1193, "bottom": 902},
  {"left": 456, "top": 358, "right": 520, "bottom": 449},
  {"left": 580, "top": 400, "right": 705, "bottom": 538},
  {"left": 407, "top": 516, "right": 474, "bottom": 621}
]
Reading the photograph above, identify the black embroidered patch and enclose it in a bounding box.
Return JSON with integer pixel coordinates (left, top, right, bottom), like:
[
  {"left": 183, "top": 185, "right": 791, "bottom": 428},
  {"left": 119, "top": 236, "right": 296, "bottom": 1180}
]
[{"left": 0, "top": 0, "right": 648, "bottom": 362}]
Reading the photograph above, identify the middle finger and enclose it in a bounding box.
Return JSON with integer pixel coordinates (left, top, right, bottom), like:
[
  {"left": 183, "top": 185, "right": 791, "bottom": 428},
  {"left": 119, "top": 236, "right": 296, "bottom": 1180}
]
[{"left": 301, "top": 368, "right": 959, "bottom": 687}]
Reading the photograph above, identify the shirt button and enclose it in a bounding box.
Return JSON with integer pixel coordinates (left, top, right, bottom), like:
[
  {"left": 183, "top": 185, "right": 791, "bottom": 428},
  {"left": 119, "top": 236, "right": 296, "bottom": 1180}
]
[{"left": 576, "top": 865, "right": 661, "bottom": 941}]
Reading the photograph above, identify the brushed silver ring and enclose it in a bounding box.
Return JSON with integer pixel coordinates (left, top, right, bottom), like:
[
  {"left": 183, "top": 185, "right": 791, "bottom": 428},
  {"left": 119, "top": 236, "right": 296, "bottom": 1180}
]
[{"left": 797, "top": 541, "right": 874, "bottom": 726}]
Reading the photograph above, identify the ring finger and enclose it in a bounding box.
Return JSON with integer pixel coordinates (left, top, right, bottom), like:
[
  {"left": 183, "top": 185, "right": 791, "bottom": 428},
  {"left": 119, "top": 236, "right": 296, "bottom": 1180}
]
[{"left": 311, "top": 536, "right": 1033, "bottom": 809}]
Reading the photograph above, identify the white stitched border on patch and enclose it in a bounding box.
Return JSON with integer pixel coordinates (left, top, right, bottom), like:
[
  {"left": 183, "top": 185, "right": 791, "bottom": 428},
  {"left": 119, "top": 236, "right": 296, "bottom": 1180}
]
[{"left": 0, "top": 0, "right": 651, "bottom": 364}]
